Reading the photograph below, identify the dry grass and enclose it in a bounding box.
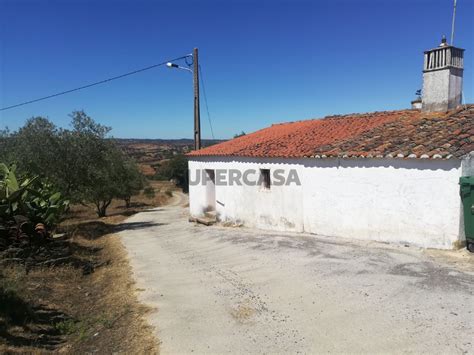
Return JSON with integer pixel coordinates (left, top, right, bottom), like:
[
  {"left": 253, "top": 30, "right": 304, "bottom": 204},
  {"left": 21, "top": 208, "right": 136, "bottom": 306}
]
[
  {"left": 0, "top": 180, "right": 178, "bottom": 353},
  {"left": 230, "top": 302, "right": 256, "bottom": 324},
  {"left": 63, "top": 180, "right": 175, "bottom": 224},
  {"left": 138, "top": 163, "right": 157, "bottom": 176}
]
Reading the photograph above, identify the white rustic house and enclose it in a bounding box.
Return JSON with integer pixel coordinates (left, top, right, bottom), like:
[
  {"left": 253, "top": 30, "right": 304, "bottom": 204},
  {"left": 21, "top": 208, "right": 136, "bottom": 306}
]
[{"left": 188, "top": 39, "right": 473, "bottom": 249}]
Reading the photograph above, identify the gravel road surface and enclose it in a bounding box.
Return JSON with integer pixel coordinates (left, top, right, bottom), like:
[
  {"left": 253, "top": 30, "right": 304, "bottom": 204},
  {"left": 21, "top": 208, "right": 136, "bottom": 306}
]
[{"left": 120, "top": 192, "right": 473, "bottom": 354}]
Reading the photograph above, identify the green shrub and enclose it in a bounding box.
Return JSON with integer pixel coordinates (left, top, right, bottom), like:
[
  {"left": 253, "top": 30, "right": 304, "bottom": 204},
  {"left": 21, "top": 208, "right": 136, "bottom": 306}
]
[
  {"left": 54, "top": 319, "right": 78, "bottom": 335},
  {"left": 154, "top": 155, "right": 188, "bottom": 192},
  {"left": 143, "top": 186, "right": 155, "bottom": 199},
  {"left": 0, "top": 163, "right": 69, "bottom": 227}
]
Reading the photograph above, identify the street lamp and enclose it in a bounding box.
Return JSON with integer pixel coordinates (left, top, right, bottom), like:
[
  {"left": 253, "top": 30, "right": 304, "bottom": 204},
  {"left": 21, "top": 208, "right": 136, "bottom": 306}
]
[
  {"left": 166, "top": 48, "right": 201, "bottom": 150},
  {"left": 166, "top": 62, "right": 192, "bottom": 72}
]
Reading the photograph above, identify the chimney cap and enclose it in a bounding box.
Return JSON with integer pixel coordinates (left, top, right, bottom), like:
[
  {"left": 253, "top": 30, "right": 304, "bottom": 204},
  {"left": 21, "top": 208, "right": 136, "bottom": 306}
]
[
  {"left": 424, "top": 40, "right": 464, "bottom": 54},
  {"left": 439, "top": 35, "right": 449, "bottom": 47}
]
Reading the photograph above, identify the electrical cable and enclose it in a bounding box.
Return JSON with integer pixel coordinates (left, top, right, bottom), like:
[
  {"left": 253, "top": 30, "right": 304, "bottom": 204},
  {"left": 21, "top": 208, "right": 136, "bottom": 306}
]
[
  {"left": 0, "top": 54, "right": 191, "bottom": 111},
  {"left": 198, "top": 64, "right": 215, "bottom": 140}
]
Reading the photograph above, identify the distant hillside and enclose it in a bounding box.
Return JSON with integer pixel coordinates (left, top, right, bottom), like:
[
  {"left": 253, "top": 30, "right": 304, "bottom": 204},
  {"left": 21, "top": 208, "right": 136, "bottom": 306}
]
[
  {"left": 114, "top": 138, "right": 224, "bottom": 176},
  {"left": 115, "top": 138, "right": 223, "bottom": 147}
]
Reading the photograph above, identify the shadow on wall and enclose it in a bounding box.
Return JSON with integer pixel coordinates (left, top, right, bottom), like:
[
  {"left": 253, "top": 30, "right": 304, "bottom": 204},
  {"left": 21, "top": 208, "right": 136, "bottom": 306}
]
[
  {"left": 325, "top": 157, "right": 462, "bottom": 172},
  {"left": 188, "top": 156, "right": 462, "bottom": 172}
]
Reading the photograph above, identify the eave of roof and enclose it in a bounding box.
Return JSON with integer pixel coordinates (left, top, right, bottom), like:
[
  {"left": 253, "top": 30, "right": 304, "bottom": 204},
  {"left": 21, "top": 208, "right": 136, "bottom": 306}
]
[{"left": 188, "top": 105, "right": 474, "bottom": 160}]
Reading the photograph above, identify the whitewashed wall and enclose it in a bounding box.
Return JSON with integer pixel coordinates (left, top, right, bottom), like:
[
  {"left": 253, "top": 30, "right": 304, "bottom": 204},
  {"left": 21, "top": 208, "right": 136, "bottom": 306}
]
[
  {"left": 188, "top": 157, "right": 464, "bottom": 249},
  {"left": 189, "top": 158, "right": 305, "bottom": 232}
]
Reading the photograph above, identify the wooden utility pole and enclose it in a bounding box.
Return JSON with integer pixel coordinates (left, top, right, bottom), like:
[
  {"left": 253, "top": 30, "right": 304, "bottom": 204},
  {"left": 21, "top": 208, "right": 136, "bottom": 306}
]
[{"left": 193, "top": 48, "right": 201, "bottom": 150}]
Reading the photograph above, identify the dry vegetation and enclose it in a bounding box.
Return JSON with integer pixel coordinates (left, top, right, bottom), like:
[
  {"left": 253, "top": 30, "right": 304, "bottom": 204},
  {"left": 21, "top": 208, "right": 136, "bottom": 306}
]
[
  {"left": 117, "top": 139, "right": 192, "bottom": 177},
  {"left": 0, "top": 181, "right": 178, "bottom": 353},
  {"left": 116, "top": 138, "right": 222, "bottom": 176}
]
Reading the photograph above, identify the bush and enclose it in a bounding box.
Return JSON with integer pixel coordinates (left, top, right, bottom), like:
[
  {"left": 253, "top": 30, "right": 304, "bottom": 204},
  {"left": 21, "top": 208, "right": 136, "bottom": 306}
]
[
  {"left": 116, "top": 157, "right": 145, "bottom": 208},
  {"left": 0, "top": 163, "right": 69, "bottom": 249},
  {"left": 154, "top": 155, "right": 188, "bottom": 192},
  {"left": 143, "top": 187, "right": 155, "bottom": 199},
  {"left": 0, "top": 164, "right": 69, "bottom": 227}
]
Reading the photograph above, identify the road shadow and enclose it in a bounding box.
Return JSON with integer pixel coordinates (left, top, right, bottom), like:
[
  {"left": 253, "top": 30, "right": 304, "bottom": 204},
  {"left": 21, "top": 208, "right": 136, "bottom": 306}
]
[
  {"left": 58, "top": 220, "right": 166, "bottom": 241},
  {"left": 114, "top": 221, "right": 166, "bottom": 233}
]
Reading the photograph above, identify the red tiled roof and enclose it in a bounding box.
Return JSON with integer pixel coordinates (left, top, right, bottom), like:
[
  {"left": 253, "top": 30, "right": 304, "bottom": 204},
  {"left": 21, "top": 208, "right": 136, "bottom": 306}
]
[{"left": 188, "top": 106, "right": 474, "bottom": 159}]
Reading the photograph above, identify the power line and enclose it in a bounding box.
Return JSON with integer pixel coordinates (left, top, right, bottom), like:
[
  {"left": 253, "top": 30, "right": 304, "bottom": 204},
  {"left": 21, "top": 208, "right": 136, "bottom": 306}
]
[
  {"left": 198, "top": 64, "right": 215, "bottom": 140},
  {"left": 0, "top": 54, "right": 191, "bottom": 111}
]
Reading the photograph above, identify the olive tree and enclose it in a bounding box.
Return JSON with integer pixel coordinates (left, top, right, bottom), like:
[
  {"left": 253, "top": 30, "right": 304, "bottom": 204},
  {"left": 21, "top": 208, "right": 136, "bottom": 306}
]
[
  {"left": 62, "top": 111, "right": 142, "bottom": 217},
  {"left": 1, "top": 110, "right": 145, "bottom": 217},
  {"left": 115, "top": 156, "right": 145, "bottom": 208}
]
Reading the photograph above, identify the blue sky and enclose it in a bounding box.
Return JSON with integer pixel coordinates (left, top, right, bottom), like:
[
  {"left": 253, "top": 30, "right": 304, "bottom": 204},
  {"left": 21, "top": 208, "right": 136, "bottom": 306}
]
[{"left": 0, "top": 0, "right": 473, "bottom": 139}]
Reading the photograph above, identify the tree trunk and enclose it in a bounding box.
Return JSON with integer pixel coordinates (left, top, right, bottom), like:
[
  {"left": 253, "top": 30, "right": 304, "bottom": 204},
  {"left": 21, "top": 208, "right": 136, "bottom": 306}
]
[
  {"left": 95, "top": 199, "right": 112, "bottom": 217},
  {"left": 124, "top": 196, "right": 131, "bottom": 209}
]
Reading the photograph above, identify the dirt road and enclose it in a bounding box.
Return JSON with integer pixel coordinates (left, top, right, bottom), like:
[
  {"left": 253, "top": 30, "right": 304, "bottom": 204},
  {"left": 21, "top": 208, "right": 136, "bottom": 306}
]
[{"left": 120, "top": 192, "right": 473, "bottom": 354}]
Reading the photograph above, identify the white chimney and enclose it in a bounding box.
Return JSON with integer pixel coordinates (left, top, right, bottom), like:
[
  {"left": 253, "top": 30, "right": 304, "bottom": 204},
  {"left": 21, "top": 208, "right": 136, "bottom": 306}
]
[{"left": 422, "top": 36, "right": 464, "bottom": 112}]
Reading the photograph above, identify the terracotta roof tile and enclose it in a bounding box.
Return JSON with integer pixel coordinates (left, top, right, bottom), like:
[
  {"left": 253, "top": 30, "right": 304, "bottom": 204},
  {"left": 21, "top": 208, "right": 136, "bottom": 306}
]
[{"left": 188, "top": 105, "right": 474, "bottom": 159}]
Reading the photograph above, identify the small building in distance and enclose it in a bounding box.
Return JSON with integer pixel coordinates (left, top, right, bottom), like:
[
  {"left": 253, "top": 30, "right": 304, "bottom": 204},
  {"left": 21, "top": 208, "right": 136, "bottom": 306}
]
[{"left": 187, "top": 38, "right": 473, "bottom": 249}]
